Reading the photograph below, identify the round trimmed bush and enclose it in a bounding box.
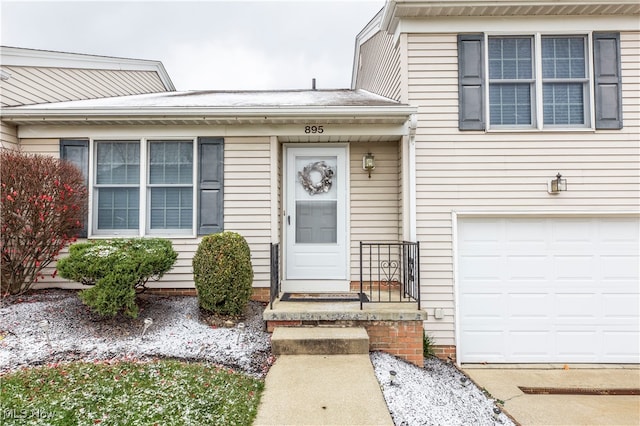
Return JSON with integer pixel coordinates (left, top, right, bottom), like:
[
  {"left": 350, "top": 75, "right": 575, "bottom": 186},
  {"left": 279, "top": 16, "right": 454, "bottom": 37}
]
[
  {"left": 193, "top": 231, "right": 253, "bottom": 315},
  {"left": 57, "top": 238, "right": 178, "bottom": 318}
]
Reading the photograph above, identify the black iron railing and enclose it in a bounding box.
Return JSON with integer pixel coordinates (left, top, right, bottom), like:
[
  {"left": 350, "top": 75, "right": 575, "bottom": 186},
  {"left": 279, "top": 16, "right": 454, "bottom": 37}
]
[
  {"left": 269, "top": 242, "right": 280, "bottom": 309},
  {"left": 359, "top": 241, "right": 420, "bottom": 310}
]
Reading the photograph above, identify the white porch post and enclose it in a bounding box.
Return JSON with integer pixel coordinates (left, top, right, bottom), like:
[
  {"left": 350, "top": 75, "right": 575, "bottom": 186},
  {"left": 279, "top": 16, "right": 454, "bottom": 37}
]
[
  {"left": 270, "top": 135, "right": 279, "bottom": 244},
  {"left": 403, "top": 114, "right": 418, "bottom": 241}
]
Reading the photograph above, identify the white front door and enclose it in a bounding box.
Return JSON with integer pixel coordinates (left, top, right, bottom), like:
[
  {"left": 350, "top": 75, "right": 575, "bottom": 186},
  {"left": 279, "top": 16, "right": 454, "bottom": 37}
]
[{"left": 284, "top": 146, "right": 348, "bottom": 292}]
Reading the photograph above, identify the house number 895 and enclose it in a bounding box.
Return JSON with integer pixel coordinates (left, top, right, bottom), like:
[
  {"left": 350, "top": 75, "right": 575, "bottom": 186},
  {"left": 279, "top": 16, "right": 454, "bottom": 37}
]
[{"left": 304, "top": 125, "right": 324, "bottom": 134}]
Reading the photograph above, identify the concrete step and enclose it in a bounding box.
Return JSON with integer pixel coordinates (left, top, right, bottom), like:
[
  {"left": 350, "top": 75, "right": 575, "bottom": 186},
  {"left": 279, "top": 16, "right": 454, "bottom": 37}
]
[{"left": 271, "top": 327, "right": 369, "bottom": 355}]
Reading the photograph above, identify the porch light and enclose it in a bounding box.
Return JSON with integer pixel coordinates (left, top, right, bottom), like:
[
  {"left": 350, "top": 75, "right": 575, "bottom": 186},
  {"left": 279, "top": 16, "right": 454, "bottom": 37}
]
[
  {"left": 362, "top": 152, "right": 375, "bottom": 178},
  {"left": 548, "top": 172, "right": 567, "bottom": 193}
]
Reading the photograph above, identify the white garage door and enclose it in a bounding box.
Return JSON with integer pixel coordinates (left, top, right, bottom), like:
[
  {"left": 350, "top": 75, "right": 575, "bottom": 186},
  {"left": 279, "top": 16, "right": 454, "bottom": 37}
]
[{"left": 458, "top": 217, "right": 640, "bottom": 363}]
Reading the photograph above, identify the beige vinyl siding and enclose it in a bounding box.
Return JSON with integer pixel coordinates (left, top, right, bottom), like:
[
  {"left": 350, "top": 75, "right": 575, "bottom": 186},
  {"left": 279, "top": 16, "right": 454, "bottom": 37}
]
[
  {"left": 1, "top": 122, "right": 18, "bottom": 150},
  {"left": 224, "top": 137, "right": 273, "bottom": 288},
  {"left": 27, "top": 136, "right": 274, "bottom": 290},
  {"left": 18, "top": 138, "right": 60, "bottom": 156},
  {"left": 355, "top": 31, "right": 402, "bottom": 101},
  {"left": 0, "top": 66, "right": 166, "bottom": 107},
  {"left": 349, "top": 141, "right": 401, "bottom": 280},
  {"left": 407, "top": 31, "right": 640, "bottom": 346}
]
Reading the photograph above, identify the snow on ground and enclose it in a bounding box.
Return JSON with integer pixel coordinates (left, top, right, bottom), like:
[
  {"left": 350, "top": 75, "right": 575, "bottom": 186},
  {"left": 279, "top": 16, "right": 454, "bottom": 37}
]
[
  {"left": 1, "top": 290, "right": 515, "bottom": 425},
  {"left": 0, "top": 290, "right": 272, "bottom": 377},
  {"left": 372, "top": 351, "right": 515, "bottom": 426}
]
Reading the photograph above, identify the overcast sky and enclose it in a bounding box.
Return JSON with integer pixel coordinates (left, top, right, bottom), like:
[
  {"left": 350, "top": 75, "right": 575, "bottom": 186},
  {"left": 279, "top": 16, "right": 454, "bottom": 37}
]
[{"left": 1, "top": 0, "right": 385, "bottom": 91}]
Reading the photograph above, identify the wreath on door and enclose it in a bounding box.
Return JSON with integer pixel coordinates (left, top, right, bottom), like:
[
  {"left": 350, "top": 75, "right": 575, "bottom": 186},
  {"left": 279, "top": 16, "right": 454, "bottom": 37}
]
[{"left": 298, "top": 161, "right": 334, "bottom": 195}]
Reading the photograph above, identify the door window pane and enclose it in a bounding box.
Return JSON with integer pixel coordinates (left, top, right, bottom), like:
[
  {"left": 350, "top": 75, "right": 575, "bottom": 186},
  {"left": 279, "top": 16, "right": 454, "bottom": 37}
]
[
  {"left": 296, "top": 200, "right": 337, "bottom": 244},
  {"left": 295, "top": 156, "right": 338, "bottom": 244}
]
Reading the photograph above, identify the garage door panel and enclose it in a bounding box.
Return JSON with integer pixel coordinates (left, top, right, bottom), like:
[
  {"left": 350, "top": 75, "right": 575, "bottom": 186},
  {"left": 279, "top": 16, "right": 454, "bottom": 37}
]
[
  {"left": 602, "top": 331, "right": 640, "bottom": 362},
  {"left": 458, "top": 216, "right": 640, "bottom": 363},
  {"left": 603, "top": 294, "right": 640, "bottom": 319},
  {"left": 554, "top": 256, "right": 596, "bottom": 280},
  {"left": 507, "top": 293, "right": 551, "bottom": 319},
  {"left": 601, "top": 255, "right": 639, "bottom": 279},
  {"left": 509, "top": 331, "right": 553, "bottom": 360},
  {"left": 555, "top": 294, "right": 599, "bottom": 319},
  {"left": 506, "top": 219, "right": 546, "bottom": 242},
  {"left": 460, "top": 331, "right": 506, "bottom": 362},
  {"left": 460, "top": 293, "right": 503, "bottom": 319},
  {"left": 507, "top": 255, "right": 549, "bottom": 280},
  {"left": 556, "top": 331, "right": 600, "bottom": 360},
  {"left": 553, "top": 219, "right": 594, "bottom": 243},
  {"left": 459, "top": 255, "right": 501, "bottom": 280},
  {"left": 598, "top": 218, "right": 639, "bottom": 243}
]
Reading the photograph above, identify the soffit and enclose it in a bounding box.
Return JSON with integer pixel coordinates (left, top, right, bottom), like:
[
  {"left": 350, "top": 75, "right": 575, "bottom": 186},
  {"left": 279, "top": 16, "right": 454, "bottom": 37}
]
[{"left": 383, "top": 0, "right": 640, "bottom": 30}]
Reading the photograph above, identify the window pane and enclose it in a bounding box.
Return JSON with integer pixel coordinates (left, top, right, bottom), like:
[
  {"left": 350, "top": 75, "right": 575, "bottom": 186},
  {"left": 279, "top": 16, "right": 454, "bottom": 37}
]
[
  {"left": 149, "top": 141, "right": 193, "bottom": 184},
  {"left": 542, "top": 37, "right": 586, "bottom": 79},
  {"left": 489, "top": 37, "right": 532, "bottom": 79},
  {"left": 543, "top": 83, "right": 585, "bottom": 125},
  {"left": 150, "top": 187, "right": 193, "bottom": 229},
  {"left": 97, "top": 188, "right": 139, "bottom": 229},
  {"left": 296, "top": 200, "right": 337, "bottom": 244},
  {"left": 96, "top": 141, "right": 140, "bottom": 184},
  {"left": 489, "top": 84, "right": 532, "bottom": 125}
]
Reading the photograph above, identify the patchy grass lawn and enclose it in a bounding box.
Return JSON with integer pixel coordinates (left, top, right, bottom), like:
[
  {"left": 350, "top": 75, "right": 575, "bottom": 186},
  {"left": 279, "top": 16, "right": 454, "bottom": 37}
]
[{"left": 0, "top": 359, "right": 264, "bottom": 426}]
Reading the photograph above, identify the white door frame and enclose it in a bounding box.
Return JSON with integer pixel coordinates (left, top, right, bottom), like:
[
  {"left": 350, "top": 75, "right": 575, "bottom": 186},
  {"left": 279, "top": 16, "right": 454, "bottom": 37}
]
[{"left": 282, "top": 143, "right": 350, "bottom": 292}]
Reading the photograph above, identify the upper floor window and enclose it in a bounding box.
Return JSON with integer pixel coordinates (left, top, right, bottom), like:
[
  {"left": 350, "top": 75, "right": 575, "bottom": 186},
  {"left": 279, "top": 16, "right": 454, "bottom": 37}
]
[
  {"left": 487, "top": 35, "right": 588, "bottom": 129},
  {"left": 458, "top": 32, "right": 622, "bottom": 131}
]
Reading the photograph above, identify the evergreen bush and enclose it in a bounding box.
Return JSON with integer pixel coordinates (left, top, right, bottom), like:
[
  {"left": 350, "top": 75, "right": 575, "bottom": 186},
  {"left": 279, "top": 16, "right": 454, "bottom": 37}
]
[
  {"left": 57, "top": 238, "right": 177, "bottom": 317},
  {"left": 192, "top": 232, "right": 253, "bottom": 316}
]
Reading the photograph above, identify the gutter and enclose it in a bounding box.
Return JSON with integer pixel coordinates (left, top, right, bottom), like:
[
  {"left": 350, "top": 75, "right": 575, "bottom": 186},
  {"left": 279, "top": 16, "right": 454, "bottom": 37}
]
[{"left": 1, "top": 105, "right": 417, "bottom": 123}]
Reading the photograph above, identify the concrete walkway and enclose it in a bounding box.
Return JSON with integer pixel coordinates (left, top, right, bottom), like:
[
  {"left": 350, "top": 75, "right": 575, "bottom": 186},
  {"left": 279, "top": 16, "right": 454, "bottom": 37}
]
[
  {"left": 463, "top": 365, "right": 640, "bottom": 426},
  {"left": 254, "top": 354, "right": 393, "bottom": 426}
]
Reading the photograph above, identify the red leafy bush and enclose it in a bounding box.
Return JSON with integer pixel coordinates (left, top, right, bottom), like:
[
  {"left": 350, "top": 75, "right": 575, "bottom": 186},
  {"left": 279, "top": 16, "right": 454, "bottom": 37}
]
[{"left": 1, "top": 150, "right": 87, "bottom": 296}]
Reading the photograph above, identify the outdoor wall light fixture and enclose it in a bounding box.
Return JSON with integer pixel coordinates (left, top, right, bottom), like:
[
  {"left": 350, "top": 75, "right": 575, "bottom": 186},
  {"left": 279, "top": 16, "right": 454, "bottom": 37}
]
[
  {"left": 363, "top": 152, "right": 375, "bottom": 178},
  {"left": 548, "top": 172, "right": 567, "bottom": 194}
]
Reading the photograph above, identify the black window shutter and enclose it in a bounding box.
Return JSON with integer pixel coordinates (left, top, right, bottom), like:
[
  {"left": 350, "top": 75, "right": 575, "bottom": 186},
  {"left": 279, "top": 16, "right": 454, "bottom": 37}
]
[
  {"left": 197, "top": 137, "right": 224, "bottom": 235},
  {"left": 458, "top": 34, "right": 485, "bottom": 131},
  {"left": 60, "top": 139, "right": 89, "bottom": 238},
  {"left": 593, "top": 32, "right": 623, "bottom": 130}
]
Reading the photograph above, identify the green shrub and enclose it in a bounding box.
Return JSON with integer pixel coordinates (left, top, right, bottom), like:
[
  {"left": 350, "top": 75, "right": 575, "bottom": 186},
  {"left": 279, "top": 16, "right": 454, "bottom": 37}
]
[
  {"left": 193, "top": 231, "right": 253, "bottom": 316},
  {"left": 423, "top": 332, "right": 436, "bottom": 358},
  {"left": 57, "top": 238, "right": 177, "bottom": 317}
]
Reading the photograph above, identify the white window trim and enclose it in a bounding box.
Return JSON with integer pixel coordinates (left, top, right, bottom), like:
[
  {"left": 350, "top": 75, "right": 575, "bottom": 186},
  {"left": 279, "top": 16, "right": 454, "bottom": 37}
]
[
  {"left": 89, "top": 137, "right": 198, "bottom": 238},
  {"left": 92, "top": 139, "right": 142, "bottom": 237},
  {"left": 485, "top": 31, "right": 594, "bottom": 131},
  {"left": 144, "top": 138, "right": 197, "bottom": 237}
]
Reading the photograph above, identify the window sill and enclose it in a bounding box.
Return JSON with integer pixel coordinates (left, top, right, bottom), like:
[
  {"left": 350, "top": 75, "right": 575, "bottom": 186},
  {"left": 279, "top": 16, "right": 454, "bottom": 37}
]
[
  {"left": 486, "top": 128, "right": 596, "bottom": 134},
  {"left": 88, "top": 233, "right": 198, "bottom": 240}
]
